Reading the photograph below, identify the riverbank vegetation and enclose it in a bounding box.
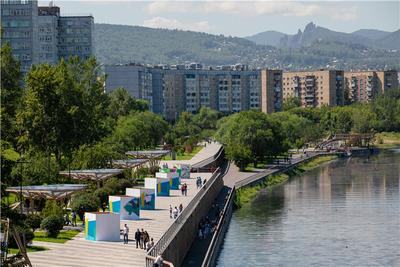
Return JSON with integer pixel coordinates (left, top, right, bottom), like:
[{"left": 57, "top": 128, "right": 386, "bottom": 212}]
[
  {"left": 374, "top": 132, "right": 400, "bottom": 148},
  {"left": 235, "top": 155, "right": 338, "bottom": 207}
]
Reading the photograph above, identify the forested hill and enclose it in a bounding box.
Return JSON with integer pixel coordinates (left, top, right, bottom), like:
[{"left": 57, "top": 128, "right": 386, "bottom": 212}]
[
  {"left": 94, "top": 23, "right": 400, "bottom": 70},
  {"left": 94, "top": 23, "right": 277, "bottom": 66}
]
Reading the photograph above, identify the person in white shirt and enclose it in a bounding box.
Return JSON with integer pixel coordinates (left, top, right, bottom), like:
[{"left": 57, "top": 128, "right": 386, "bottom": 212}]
[
  {"left": 153, "top": 255, "right": 163, "bottom": 267},
  {"left": 173, "top": 207, "right": 179, "bottom": 219},
  {"left": 123, "top": 224, "right": 129, "bottom": 244}
]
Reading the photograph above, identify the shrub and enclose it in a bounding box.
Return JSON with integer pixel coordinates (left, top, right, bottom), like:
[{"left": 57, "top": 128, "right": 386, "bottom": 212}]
[
  {"left": 8, "top": 224, "right": 34, "bottom": 248},
  {"left": 40, "top": 215, "right": 64, "bottom": 238},
  {"left": 70, "top": 192, "right": 99, "bottom": 220},
  {"left": 41, "top": 200, "right": 63, "bottom": 218},
  {"left": 26, "top": 214, "right": 42, "bottom": 232},
  {"left": 104, "top": 178, "right": 133, "bottom": 195}
]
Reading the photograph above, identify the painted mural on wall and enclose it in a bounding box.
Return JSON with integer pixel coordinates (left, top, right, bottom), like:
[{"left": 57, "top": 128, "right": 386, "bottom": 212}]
[{"left": 141, "top": 192, "right": 155, "bottom": 210}]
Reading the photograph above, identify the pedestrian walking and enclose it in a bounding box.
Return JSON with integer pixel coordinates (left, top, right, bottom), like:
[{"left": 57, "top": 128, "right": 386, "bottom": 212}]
[
  {"left": 65, "top": 213, "right": 70, "bottom": 226},
  {"left": 135, "top": 229, "right": 141, "bottom": 248},
  {"left": 181, "top": 184, "right": 185, "bottom": 196},
  {"left": 169, "top": 204, "right": 173, "bottom": 218},
  {"left": 140, "top": 228, "right": 145, "bottom": 248},
  {"left": 184, "top": 183, "right": 188, "bottom": 196},
  {"left": 173, "top": 206, "right": 179, "bottom": 219},
  {"left": 179, "top": 203, "right": 183, "bottom": 214},
  {"left": 123, "top": 224, "right": 129, "bottom": 244},
  {"left": 147, "top": 238, "right": 154, "bottom": 251},
  {"left": 71, "top": 211, "right": 77, "bottom": 227},
  {"left": 143, "top": 231, "right": 149, "bottom": 250}
]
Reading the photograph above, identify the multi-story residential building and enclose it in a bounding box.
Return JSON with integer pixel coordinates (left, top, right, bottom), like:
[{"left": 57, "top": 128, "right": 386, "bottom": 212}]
[
  {"left": 58, "top": 15, "right": 94, "bottom": 60},
  {"left": 261, "top": 70, "right": 283, "bottom": 113},
  {"left": 105, "top": 64, "right": 263, "bottom": 120},
  {"left": 1, "top": 0, "right": 38, "bottom": 73},
  {"left": 105, "top": 64, "right": 154, "bottom": 111},
  {"left": 344, "top": 70, "right": 399, "bottom": 102},
  {"left": 1, "top": 0, "right": 93, "bottom": 74},
  {"left": 282, "top": 70, "right": 344, "bottom": 108}
]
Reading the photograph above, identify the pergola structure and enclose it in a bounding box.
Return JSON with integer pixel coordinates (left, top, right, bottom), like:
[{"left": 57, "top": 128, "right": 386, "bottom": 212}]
[
  {"left": 126, "top": 150, "right": 170, "bottom": 170},
  {"left": 6, "top": 184, "right": 87, "bottom": 213},
  {"left": 111, "top": 159, "right": 149, "bottom": 169},
  {"left": 6, "top": 184, "right": 87, "bottom": 200},
  {"left": 59, "top": 169, "right": 123, "bottom": 188},
  {"left": 125, "top": 150, "right": 170, "bottom": 159}
]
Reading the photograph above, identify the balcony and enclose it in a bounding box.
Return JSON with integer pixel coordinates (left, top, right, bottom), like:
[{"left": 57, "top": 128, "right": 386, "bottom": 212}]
[{"left": 305, "top": 94, "right": 314, "bottom": 99}]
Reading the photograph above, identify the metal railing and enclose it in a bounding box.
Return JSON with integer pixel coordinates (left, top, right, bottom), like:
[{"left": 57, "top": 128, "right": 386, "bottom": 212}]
[
  {"left": 146, "top": 167, "right": 222, "bottom": 266},
  {"left": 201, "top": 186, "right": 236, "bottom": 267},
  {"left": 235, "top": 152, "right": 323, "bottom": 188}
]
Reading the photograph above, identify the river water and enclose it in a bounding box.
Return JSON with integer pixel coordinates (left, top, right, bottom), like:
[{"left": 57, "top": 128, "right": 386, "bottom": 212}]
[{"left": 216, "top": 149, "right": 400, "bottom": 267}]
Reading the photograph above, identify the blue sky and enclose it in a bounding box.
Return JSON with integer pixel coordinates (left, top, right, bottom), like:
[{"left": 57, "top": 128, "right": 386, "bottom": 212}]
[{"left": 41, "top": 1, "right": 400, "bottom": 37}]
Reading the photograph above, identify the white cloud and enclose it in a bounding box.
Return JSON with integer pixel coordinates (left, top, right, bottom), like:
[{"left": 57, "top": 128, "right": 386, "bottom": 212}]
[
  {"left": 146, "top": 1, "right": 320, "bottom": 17},
  {"left": 329, "top": 7, "right": 359, "bottom": 21},
  {"left": 143, "top": 17, "right": 214, "bottom": 32}
]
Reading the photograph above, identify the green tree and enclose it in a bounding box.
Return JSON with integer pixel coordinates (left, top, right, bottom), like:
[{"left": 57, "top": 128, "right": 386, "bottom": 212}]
[
  {"left": 351, "top": 104, "right": 377, "bottom": 133},
  {"left": 282, "top": 97, "right": 301, "bottom": 111},
  {"left": 107, "top": 87, "right": 148, "bottom": 120},
  {"left": 17, "top": 57, "right": 108, "bottom": 162},
  {"left": 1, "top": 43, "right": 22, "bottom": 144},
  {"left": 321, "top": 107, "right": 353, "bottom": 135},
  {"left": 216, "top": 110, "right": 287, "bottom": 170},
  {"left": 372, "top": 93, "right": 400, "bottom": 132},
  {"left": 111, "top": 111, "right": 168, "bottom": 151}
]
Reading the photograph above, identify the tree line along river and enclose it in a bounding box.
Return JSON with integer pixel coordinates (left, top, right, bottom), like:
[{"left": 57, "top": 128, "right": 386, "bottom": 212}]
[{"left": 216, "top": 148, "right": 400, "bottom": 267}]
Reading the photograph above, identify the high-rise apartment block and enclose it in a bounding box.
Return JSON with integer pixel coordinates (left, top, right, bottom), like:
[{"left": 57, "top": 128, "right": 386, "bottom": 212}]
[
  {"left": 261, "top": 70, "right": 283, "bottom": 113},
  {"left": 1, "top": 0, "right": 93, "bottom": 74},
  {"left": 106, "top": 63, "right": 398, "bottom": 119},
  {"left": 282, "top": 70, "right": 344, "bottom": 107},
  {"left": 344, "top": 70, "right": 399, "bottom": 102},
  {"left": 105, "top": 64, "right": 264, "bottom": 120}
]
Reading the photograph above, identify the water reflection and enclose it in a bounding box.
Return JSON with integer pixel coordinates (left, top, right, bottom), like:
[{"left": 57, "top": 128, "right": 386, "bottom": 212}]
[{"left": 216, "top": 149, "right": 400, "bottom": 267}]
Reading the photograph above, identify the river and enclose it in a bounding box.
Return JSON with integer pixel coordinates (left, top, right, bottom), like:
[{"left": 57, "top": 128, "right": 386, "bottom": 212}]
[{"left": 216, "top": 149, "right": 400, "bottom": 267}]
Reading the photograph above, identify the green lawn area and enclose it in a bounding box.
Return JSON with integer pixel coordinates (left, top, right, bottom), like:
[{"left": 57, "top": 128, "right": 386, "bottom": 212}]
[
  {"left": 33, "top": 230, "right": 80, "bottom": 243},
  {"left": 8, "top": 245, "right": 48, "bottom": 254},
  {"left": 374, "top": 132, "right": 400, "bottom": 149},
  {"left": 163, "top": 146, "right": 202, "bottom": 160}
]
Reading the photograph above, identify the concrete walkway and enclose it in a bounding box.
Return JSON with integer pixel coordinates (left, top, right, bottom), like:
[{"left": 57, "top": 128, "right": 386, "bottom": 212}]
[
  {"left": 28, "top": 173, "right": 212, "bottom": 267},
  {"left": 27, "top": 145, "right": 224, "bottom": 267},
  {"left": 159, "top": 142, "right": 222, "bottom": 167}
]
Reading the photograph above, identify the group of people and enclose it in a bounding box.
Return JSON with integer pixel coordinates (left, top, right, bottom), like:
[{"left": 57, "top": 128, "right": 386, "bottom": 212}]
[
  {"left": 64, "top": 211, "right": 77, "bottom": 227},
  {"left": 180, "top": 183, "right": 188, "bottom": 196},
  {"left": 197, "top": 216, "right": 217, "bottom": 240},
  {"left": 122, "top": 225, "right": 154, "bottom": 251},
  {"left": 169, "top": 203, "right": 184, "bottom": 219}
]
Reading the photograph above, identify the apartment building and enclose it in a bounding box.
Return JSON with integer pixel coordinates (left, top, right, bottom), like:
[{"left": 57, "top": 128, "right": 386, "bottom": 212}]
[
  {"left": 344, "top": 70, "right": 399, "bottom": 102},
  {"left": 261, "top": 70, "right": 283, "bottom": 113},
  {"left": 1, "top": 0, "right": 93, "bottom": 74},
  {"left": 105, "top": 64, "right": 263, "bottom": 121},
  {"left": 282, "top": 70, "right": 344, "bottom": 108}
]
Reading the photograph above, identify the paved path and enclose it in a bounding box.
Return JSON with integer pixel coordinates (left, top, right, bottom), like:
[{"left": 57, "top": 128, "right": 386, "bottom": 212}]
[
  {"left": 28, "top": 172, "right": 212, "bottom": 267},
  {"left": 159, "top": 142, "right": 222, "bottom": 167}
]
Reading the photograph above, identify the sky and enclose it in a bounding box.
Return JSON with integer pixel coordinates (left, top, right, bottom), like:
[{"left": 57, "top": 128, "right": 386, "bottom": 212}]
[{"left": 40, "top": 1, "right": 400, "bottom": 37}]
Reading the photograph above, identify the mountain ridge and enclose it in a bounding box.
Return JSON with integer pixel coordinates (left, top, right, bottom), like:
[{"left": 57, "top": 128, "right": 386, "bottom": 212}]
[{"left": 94, "top": 23, "right": 400, "bottom": 71}]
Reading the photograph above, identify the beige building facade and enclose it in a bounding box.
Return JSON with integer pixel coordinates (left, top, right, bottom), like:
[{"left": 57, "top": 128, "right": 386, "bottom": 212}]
[
  {"left": 344, "top": 70, "right": 399, "bottom": 103},
  {"left": 282, "top": 70, "right": 344, "bottom": 108}
]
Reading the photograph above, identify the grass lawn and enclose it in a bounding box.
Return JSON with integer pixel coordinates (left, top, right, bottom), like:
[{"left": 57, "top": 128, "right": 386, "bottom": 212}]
[
  {"left": 8, "top": 245, "right": 48, "bottom": 254},
  {"left": 33, "top": 230, "right": 80, "bottom": 243},
  {"left": 163, "top": 146, "right": 202, "bottom": 160},
  {"left": 374, "top": 132, "right": 400, "bottom": 149}
]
